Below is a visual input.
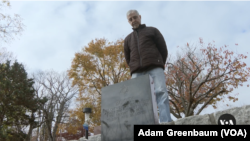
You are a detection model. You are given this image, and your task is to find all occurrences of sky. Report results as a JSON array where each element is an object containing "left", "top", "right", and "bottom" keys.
[{"left": 1, "top": 1, "right": 250, "bottom": 121}]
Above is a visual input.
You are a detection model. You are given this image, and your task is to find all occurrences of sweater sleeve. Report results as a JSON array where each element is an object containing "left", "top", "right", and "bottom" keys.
[
  {"left": 154, "top": 28, "right": 168, "bottom": 64},
  {"left": 124, "top": 37, "right": 130, "bottom": 65}
]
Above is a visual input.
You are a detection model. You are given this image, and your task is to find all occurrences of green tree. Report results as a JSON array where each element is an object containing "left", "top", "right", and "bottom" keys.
[{"left": 0, "top": 60, "right": 47, "bottom": 141}]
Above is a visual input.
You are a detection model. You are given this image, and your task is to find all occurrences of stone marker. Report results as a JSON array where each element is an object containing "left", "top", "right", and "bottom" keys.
[
  {"left": 94, "top": 125, "right": 101, "bottom": 135},
  {"left": 101, "top": 74, "right": 159, "bottom": 141}
]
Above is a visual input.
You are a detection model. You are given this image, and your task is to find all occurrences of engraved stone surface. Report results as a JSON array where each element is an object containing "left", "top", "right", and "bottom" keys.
[
  {"left": 174, "top": 114, "right": 212, "bottom": 125},
  {"left": 101, "top": 74, "right": 159, "bottom": 141}
]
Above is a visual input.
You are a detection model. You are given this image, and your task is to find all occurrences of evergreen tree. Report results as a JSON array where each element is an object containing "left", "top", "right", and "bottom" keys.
[{"left": 0, "top": 60, "right": 47, "bottom": 141}]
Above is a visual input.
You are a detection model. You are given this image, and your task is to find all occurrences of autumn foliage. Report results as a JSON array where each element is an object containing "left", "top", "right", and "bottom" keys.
[
  {"left": 66, "top": 36, "right": 250, "bottom": 132},
  {"left": 67, "top": 38, "right": 130, "bottom": 133},
  {"left": 165, "top": 38, "right": 250, "bottom": 118}
]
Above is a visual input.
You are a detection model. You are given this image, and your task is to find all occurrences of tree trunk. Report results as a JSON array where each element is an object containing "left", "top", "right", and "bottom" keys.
[{"left": 26, "top": 112, "right": 35, "bottom": 141}]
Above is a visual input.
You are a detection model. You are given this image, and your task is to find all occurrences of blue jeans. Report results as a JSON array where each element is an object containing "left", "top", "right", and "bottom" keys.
[{"left": 131, "top": 67, "right": 173, "bottom": 123}]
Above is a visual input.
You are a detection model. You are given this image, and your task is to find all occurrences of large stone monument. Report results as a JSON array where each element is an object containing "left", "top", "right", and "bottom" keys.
[{"left": 101, "top": 74, "right": 159, "bottom": 141}]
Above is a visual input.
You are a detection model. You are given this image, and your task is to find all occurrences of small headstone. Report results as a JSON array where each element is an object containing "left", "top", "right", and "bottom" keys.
[
  {"left": 101, "top": 74, "right": 159, "bottom": 141},
  {"left": 94, "top": 125, "right": 101, "bottom": 135}
]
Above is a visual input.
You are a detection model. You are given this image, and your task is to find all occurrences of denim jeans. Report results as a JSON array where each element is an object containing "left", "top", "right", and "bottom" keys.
[{"left": 131, "top": 67, "right": 173, "bottom": 123}]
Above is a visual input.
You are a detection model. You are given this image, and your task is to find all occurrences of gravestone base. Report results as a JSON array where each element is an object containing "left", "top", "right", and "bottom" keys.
[{"left": 101, "top": 74, "right": 159, "bottom": 141}]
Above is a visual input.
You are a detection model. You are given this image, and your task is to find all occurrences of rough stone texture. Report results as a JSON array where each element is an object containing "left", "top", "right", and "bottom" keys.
[
  {"left": 101, "top": 74, "right": 158, "bottom": 141},
  {"left": 78, "top": 135, "right": 101, "bottom": 141},
  {"left": 208, "top": 113, "right": 217, "bottom": 125},
  {"left": 174, "top": 114, "right": 212, "bottom": 125},
  {"left": 75, "top": 105, "right": 250, "bottom": 141},
  {"left": 159, "top": 121, "right": 175, "bottom": 125},
  {"left": 160, "top": 105, "right": 250, "bottom": 125},
  {"left": 214, "top": 106, "right": 247, "bottom": 125},
  {"left": 245, "top": 105, "right": 250, "bottom": 124},
  {"left": 78, "top": 137, "right": 87, "bottom": 141},
  {"left": 92, "top": 134, "right": 101, "bottom": 141}
]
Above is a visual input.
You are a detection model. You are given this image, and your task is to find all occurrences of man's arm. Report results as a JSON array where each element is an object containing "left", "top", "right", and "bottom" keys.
[
  {"left": 124, "top": 37, "right": 130, "bottom": 66},
  {"left": 154, "top": 28, "right": 168, "bottom": 64}
]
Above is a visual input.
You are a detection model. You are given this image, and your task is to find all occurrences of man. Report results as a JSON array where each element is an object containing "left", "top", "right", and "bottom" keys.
[{"left": 124, "top": 10, "right": 173, "bottom": 123}]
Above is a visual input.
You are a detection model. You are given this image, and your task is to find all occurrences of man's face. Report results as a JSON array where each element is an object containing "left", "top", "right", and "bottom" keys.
[{"left": 127, "top": 12, "right": 141, "bottom": 29}]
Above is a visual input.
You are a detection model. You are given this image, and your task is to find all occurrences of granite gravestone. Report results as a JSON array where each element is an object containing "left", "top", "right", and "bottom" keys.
[{"left": 101, "top": 74, "right": 159, "bottom": 141}]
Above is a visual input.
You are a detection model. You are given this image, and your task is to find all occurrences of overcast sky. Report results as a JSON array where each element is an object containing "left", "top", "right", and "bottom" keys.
[{"left": 1, "top": 1, "right": 250, "bottom": 121}]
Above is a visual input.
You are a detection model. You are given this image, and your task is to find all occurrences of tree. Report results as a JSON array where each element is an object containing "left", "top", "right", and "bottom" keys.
[
  {"left": 0, "top": 60, "right": 46, "bottom": 141},
  {"left": 32, "top": 70, "right": 79, "bottom": 141},
  {"left": 0, "top": 47, "right": 16, "bottom": 63},
  {"left": 165, "top": 38, "right": 250, "bottom": 118},
  {"left": 0, "top": 0, "right": 25, "bottom": 45},
  {"left": 67, "top": 38, "right": 130, "bottom": 132}
]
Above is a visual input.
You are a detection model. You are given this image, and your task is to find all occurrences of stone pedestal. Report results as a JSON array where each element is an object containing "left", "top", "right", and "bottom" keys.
[{"left": 101, "top": 74, "right": 159, "bottom": 141}]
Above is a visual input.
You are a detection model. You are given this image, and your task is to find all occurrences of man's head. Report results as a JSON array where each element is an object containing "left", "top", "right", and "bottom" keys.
[{"left": 127, "top": 10, "right": 141, "bottom": 29}]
